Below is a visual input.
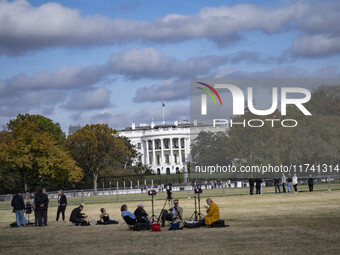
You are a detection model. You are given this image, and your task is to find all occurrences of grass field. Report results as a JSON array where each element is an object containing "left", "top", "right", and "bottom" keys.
[{"left": 0, "top": 188, "right": 339, "bottom": 255}]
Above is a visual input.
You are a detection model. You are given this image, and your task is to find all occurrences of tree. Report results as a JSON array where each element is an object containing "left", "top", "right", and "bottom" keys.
[
  {"left": 225, "top": 109, "right": 279, "bottom": 166},
  {"left": 0, "top": 120, "right": 83, "bottom": 196},
  {"left": 65, "top": 124, "right": 131, "bottom": 195},
  {"left": 121, "top": 136, "right": 140, "bottom": 168},
  {"left": 7, "top": 113, "right": 66, "bottom": 145},
  {"left": 191, "top": 131, "right": 231, "bottom": 166}
]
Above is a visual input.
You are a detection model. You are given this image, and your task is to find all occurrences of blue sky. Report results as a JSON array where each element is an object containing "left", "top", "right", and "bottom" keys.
[{"left": 1, "top": 0, "right": 340, "bottom": 133}]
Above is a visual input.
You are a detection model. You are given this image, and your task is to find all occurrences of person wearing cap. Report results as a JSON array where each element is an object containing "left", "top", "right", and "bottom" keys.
[
  {"left": 134, "top": 203, "right": 149, "bottom": 223},
  {"left": 69, "top": 205, "right": 88, "bottom": 226}
]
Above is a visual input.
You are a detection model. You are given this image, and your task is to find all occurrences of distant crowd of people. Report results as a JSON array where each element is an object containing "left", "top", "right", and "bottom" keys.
[
  {"left": 248, "top": 174, "right": 314, "bottom": 195},
  {"left": 192, "top": 179, "right": 232, "bottom": 189}
]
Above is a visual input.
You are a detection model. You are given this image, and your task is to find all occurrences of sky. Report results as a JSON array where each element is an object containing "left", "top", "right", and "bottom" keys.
[{"left": 1, "top": 0, "right": 340, "bottom": 134}]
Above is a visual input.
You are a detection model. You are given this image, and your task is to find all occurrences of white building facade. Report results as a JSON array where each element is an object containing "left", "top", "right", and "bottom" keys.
[{"left": 119, "top": 120, "right": 228, "bottom": 175}]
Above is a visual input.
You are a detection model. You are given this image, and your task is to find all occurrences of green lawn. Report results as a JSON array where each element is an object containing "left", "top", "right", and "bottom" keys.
[{"left": 0, "top": 187, "right": 339, "bottom": 255}]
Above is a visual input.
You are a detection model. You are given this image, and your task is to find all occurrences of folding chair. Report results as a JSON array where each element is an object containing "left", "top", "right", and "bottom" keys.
[{"left": 123, "top": 216, "right": 136, "bottom": 231}]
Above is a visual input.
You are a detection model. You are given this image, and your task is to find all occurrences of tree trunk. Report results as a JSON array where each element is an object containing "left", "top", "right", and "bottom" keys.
[
  {"left": 93, "top": 173, "right": 98, "bottom": 195},
  {"left": 24, "top": 175, "right": 29, "bottom": 201}
]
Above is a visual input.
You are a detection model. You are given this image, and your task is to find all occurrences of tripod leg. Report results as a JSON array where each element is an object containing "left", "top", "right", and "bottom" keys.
[{"left": 157, "top": 198, "right": 169, "bottom": 223}]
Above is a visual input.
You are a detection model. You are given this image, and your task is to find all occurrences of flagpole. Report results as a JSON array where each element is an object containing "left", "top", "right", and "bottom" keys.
[{"left": 162, "top": 100, "right": 165, "bottom": 125}]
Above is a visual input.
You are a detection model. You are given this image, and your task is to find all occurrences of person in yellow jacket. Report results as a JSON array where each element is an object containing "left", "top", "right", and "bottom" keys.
[{"left": 204, "top": 198, "right": 220, "bottom": 226}]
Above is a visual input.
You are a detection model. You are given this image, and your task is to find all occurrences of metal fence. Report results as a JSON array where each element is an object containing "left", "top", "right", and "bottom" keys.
[{"left": 1, "top": 176, "right": 339, "bottom": 205}]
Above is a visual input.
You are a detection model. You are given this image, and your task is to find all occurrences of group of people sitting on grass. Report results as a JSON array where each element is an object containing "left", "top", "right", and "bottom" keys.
[
  {"left": 120, "top": 198, "right": 184, "bottom": 228},
  {"left": 69, "top": 205, "right": 119, "bottom": 226},
  {"left": 119, "top": 197, "right": 220, "bottom": 228},
  {"left": 68, "top": 197, "right": 220, "bottom": 229}
]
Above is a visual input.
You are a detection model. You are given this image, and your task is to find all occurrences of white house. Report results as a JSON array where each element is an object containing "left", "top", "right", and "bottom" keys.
[{"left": 119, "top": 120, "right": 228, "bottom": 174}]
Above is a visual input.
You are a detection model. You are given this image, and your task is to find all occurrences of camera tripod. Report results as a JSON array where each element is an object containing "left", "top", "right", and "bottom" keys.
[
  {"left": 150, "top": 192, "right": 158, "bottom": 222},
  {"left": 157, "top": 190, "right": 183, "bottom": 225},
  {"left": 189, "top": 193, "right": 204, "bottom": 221}
]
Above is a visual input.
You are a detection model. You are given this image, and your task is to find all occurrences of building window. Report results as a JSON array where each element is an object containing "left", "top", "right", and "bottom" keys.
[
  {"left": 176, "top": 167, "right": 180, "bottom": 174},
  {"left": 165, "top": 154, "right": 169, "bottom": 164},
  {"left": 157, "top": 169, "right": 161, "bottom": 175},
  {"left": 174, "top": 154, "right": 177, "bottom": 164},
  {"left": 137, "top": 142, "right": 141, "bottom": 149},
  {"left": 157, "top": 155, "right": 160, "bottom": 165},
  {"left": 164, "top": 139, "right": 169, "bottom": 149},
  {"left": 166, "top": 168, "right": 170, "bottom": 175}
]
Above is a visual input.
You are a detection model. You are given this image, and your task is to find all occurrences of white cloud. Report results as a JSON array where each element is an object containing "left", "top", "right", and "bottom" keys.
[
  {"left": 63, "top": 88, "right": 112, "bottom": 111},
  {"left": 2, "top": 0, "right": 340, "bottom": 58},
  {"left": 291, "top": 34, "right": 340, "bottom": 58},
  {"left": 6, "top": 65, "right": 107, "bottom": 90},
  {"left": 108, "top": 48, "right": 228, "bottom": 79},
  {"left": 132, "top": 78, "right": 189, "bottom": 102}
]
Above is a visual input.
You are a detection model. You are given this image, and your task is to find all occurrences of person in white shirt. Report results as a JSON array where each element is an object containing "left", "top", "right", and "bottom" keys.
[{"left": 292, "top": 174, "right": 298, "bottom": 192}]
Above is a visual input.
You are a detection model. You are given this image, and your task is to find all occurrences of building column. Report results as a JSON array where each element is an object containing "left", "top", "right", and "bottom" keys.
[
  {"left": 160, "top": 138, "right": 165, "bottom": 167},
  {"left": 178, "top": 137, "right": 182, "bottom": 165},
  {"left": 145, "top": 139, "right": 150, "bottom": 165},
  {"left": 140, "top": 140, "right": 145, "bottom": 165},
  {"left": 152, "top": 139, "right": 156, "bottom": 166},
  {"left": 170, "top": 138, "right": 174, "bottom": 165},
  {"left": 183, "top": 138, "right": 188, "bottom": 163}
]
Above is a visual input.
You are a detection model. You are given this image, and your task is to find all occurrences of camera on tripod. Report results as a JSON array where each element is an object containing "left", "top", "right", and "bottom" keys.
[
  {"left": 194, "top": 187, "right": 202, "bottom": 194},
  {"left": 165, "top": 183, "right": 172, "bottom": 199},
  {"left": 148, "top": 190, "right": 157, "bottom": 196}
]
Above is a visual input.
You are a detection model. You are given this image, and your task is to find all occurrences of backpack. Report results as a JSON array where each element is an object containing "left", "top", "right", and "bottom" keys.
[
  {"left": 151, "top": 221, "right": 161, "bottom": 232},
  {"left": 211, "top": 219, "right": 227, "bottom": 228},
  {"left": 134, "top": 222, "right": 151, "bottom": 231},
  {"left": 169, "top": 221, "right": 182, "bottom": 231}
]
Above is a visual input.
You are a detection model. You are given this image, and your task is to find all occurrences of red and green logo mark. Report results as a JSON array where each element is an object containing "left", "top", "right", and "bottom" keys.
[{"left": 196, "top": 82, "right": 222, "bottom": 106}]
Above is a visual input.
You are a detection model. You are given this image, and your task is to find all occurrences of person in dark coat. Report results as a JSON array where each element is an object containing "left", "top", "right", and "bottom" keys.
[
  {"left": 308, "top": 174, "right": 314, "bottom": 192},
  {"left": 56, "top": 190, "right": 67, "bottom": 222},
  {"left": 255, "top": 178, "right": 263, "bottom": 194},
  {"left": 134, "top": 203, "right": 150, "bottom": 224},
  {"left": 11, "top": 191, "right": 26, "bottom": 227},
  {"left": 34, "top": 188, "right": 49, "bottom": 226},
  {"left": 273, "top": 178, "right": 281, "bottom": 193},
  {"left": 249, "top": 177, "right": 255, "bottom": 195},
  {"left": 69, "top": 205, "right": 87, "bottom": 225}
]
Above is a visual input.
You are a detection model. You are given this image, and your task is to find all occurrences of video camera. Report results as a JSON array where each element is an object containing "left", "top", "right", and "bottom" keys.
[
  {"left": 25, "top": 201, "right": 32, "bottom": 214},
  {"left": 148, "top": 190, "right": 157, "bottom": 196},
  {"left": 194, "top": 187, "right": 202, "bottom": 194},
  {"left": 165, "top": 183, "right": 172, "bottom": 200},
  {"left": 165, "top": 183, "right": 172, "bottom": 192}
]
